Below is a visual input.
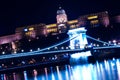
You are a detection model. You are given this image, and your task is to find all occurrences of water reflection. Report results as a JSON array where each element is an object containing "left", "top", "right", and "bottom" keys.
[
  {"left": 33, "top": 69, "right": 38, "bottom": 80},
  {"left": 44, "top": 68, "right": 48, "bottom": 80},
  {"left": 50, "top": 67, "right": 55, "bottom": 80},
  {"left": 1, "top": 58, "right": 120, "bottom": 80},
  {"left": 23, "top": 71, "right": 28, "bottom": 80}
]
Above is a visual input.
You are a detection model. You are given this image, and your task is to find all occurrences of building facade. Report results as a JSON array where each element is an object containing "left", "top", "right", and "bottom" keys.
[{"left": 0, "top": 8, "right": 119, "bottom": 54}]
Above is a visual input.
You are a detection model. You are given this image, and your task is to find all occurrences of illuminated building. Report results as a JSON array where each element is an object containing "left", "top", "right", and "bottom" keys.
[
  {"left": 0, "top": 7, "right": 119, "bottom": 54},
  {"left": 15, "top": 23, "right": 47, "bottom": 38},
  {"left": 78, "top": 11, "right": 110, "bottom": 28},
  {"left": 56, "top": 7, "right": 68, "bottom": 33}
]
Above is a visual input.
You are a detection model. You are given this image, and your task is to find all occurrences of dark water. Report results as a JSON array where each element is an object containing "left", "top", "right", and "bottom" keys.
[{"left": 1, "top": 58, "right": 120, "bottom": 80}]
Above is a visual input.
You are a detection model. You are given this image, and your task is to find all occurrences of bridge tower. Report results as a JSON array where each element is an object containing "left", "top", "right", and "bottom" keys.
[
  {"left": 67, "top": 27, "right": 88, "bottom": 49},
  {"left": 67, "top": 27, "right": 91, "bottom": 63}
]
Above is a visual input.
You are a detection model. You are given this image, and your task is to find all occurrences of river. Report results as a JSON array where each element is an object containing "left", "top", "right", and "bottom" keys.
[{"left": 1, "top": 58, "right": 120, "bottom": 80}]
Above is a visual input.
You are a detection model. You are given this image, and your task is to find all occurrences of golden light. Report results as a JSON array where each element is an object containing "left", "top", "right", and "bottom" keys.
[
  {"left": 46, "top": 24, "right": 57, "bottom": 28},
  {"left": 29, "top": 27, "right": 34, "bottom": 31},
  {"left": 68, "top": 20, "right": 78, "bottom": 24},
  {"left": 47, "top": 28, "right": 57, "bottom": 33},
  {"left": 90, "top": 20, "right": 99, "bottom": 24},
  {"left": 88, "top": 16, "right": 98, "bottom": 20}
]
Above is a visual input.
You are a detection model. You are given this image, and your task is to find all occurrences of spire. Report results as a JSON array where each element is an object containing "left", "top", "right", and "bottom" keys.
[
  {"left": 56, "top": 6, "right": 68, "bottom": 24},
  {"left": 57, "top": 6, "right": 66, "bottom": 15}
]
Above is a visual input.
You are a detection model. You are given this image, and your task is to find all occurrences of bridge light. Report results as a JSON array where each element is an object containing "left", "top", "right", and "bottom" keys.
[
  {"left": 97, "top": 38, "right": 100, "bottom": 40},
  {"left": 30, "top": 49, "right": 33, "bottom": 52},
  {"left": 61, "top": 47, "right": 64, "bottom": 49},
  {"left": 66, "top": 47, "right": 69, "bottom": 49},
  {"left": 108, "top": 41, "right": 111, "bottom": 44},
  {"left": 54, "top": 47, "right": 58, "bottom": 49},
  {"left": 14, "top": 51, "right": 17, "bottom": 54},
  {"left": 2, "top": 51, "right": 5, "bottom": 54},
  {"left": 93, "top": 44, "right": 96, "bottom": 47},
  {"left": 113, "top": 40, "right": 117, "bottom": 45},
  {"left": 47, "top": 48, "right": 50, "bottom": 50},
  {"left": 37, "top": 48, "right": 40, "bottom": 51},
  {"left": 118, "top": 43, "right": 120, "bottom": 45},
  {"left": 21, "top": 49, "right": 24, "bottom": 52},
  {"left": 113, "top": 40, "right": 116, "bottom": 43},
  {"left": 103, "top": 43, "right": 106, "bottom": 46},
  {"left": 97, "top": 44, "right": 99, "bottom": 47}
]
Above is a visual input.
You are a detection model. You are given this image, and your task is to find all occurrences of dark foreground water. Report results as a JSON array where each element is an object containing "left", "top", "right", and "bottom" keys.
[{"left": 1, "top": 58, "right": 120, "bottom": 80}]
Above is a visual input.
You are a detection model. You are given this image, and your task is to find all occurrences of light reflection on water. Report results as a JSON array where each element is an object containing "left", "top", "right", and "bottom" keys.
[{"left": 1, "top": 58, "right": 120, "bottom": 80}]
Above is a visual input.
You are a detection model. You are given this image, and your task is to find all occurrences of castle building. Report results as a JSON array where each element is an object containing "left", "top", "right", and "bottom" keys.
[{"left": 0, "top": 7, "right": 119, "bottom": 54}]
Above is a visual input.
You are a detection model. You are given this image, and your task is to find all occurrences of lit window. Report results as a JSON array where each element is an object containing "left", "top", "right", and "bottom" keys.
[
  {"left": 88, "top": 16, "right": 98, "bottom": 20},
  {"left": 70, "top": 25, "right": 76, "bottom": 29},
  {"left": 46, "top": 24, "right": 57, "bottom": 28},
  {"left": 29, "top": 27, "right": 34, "bottom": 31},
  {"left": 68, "top": 20, "right": 78, "bottom": 24},
  {"left": 90, "top": 20, "right": 99, "bottom": 24},
  {"left": 47, "top": 28, "right": 57, "bottom": 33}
]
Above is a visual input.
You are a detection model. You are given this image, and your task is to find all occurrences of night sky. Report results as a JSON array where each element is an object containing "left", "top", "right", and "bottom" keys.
[{"left": 0, "top": 0, "right": 119, "bottom": 36}]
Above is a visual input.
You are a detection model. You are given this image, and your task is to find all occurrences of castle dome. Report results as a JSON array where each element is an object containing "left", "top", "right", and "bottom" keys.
[{"left": 57, "top": 7, "right": 66, "bottom": 15}]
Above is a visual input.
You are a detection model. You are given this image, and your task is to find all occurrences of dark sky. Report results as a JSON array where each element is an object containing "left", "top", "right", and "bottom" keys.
[{"left": 0, "top": 0, "right": 119, "bottom": 36}]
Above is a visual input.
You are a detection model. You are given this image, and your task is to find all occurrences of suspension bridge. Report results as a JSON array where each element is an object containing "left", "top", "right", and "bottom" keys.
[
  {"left": 0, "top": 27, "right": 120, "bottom": 72},
  {"left": 0, "top": 29, "right": 119, "bottom": 60}
]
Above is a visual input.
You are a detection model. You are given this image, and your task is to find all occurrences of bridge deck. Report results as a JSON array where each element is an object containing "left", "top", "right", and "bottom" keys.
[
  {"left": 0, "top": 45, "right": 120, "bottom": 60},
  {"left": 0, "top": 48, "right": 91, "bottom": 60}
]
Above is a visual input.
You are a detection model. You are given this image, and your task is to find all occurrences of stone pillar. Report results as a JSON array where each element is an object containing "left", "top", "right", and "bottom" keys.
[{"left": 67, "top": 27, "right": 88, "bottom": 49}]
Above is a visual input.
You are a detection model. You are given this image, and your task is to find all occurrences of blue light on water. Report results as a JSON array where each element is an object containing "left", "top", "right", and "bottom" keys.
[
  {"left": 71, "top": 51, "right": 91, "bottom": 59},
  {"left": 2, "top": 58, "right": 120, "bottom": 80},
  {"left": 23, "top": 71, "right": 28, "bottom": 80}
]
